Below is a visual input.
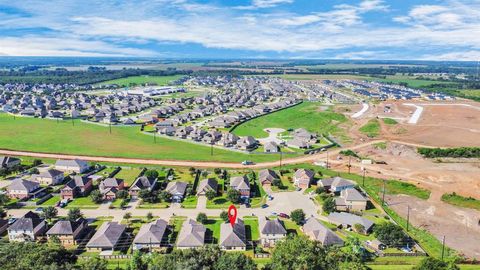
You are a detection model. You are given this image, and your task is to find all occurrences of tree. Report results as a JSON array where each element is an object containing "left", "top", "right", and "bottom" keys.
[
  {"left": 43, "top": 206, "right": 58, "bottom": 222},
  {"left": 315, "top": 186, "right": 325, "bottom": 194},
  {"left": 322, "top": 196, "right": 336, "bottom": 214},
  {"left": 272, "top": 178, "right": 282, "bottom": 188},
  {"left": 220, "top": 211, "right": 229, "bottom": 223},
  {"left": 78, "top": 256, "right": 108, "bottom": 270},
  {"left": 413, "top": 257, "right": 459, "bottom": 270},
  {"left": 186, "top": 187, "right": 193, "bottom": 196},
  {"left": 144, "top": 169, "right": 159, "bottom": 180},
  {"left": 130, "top": 250, "right": 148, "bottom": 270},
  {"left": 267, "top": 235, "right": 325, "bottom": 270},
  {"left": 0, "top": 207, "right": 7, "bottom": 219},
  {"left": 374, "top": 222, "right": 408, "bottom": 247},
  {"left": 227, "top": 189, "right": 241, "bottom": 204},
  {"left": 215, "top": 252, "right": 256, "bottom": 270},
  {"left": 123, "top": 212, "right": 132, "bottom": 225},
  {"left": 205, "top": 189, "right": 217, "bottom": 200},
  {"left": 90, "top": 190, "right": 103, "bottom": 204},
  {"left": 116, "top": 190, "right": 129, "bottom": 199},
  {"left": 214, "top": 168, "right": 222, "bottom": 175},
  {"left": 32, "top": 159, "right": 43, "bottom": 166},
  {"left": 67, "top": 208, "right": 83, "bottom": 221},
  {"left": 353, "top": 223, "right": 366, "bottom": 235},
  {"left": 158, "top": 190, "right": 172, "bottom": 202},
  {"left": 0, "top": 193, "right": 9, "bottom": 206},
  {"left": 139, "top": 189, "right": 157, "bottom": 203},
  {"left": 290, "top": 209, "right": 305, "bottom": 225},
  {"left": 196, "top": 212, "right": 208, "bottom": 224},
  {"left": 146, "top": 212, "right": 154, "bottom": 221}
]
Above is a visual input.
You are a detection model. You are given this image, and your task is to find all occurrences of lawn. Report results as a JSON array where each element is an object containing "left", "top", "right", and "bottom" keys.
[
  {"left": 232, "top": 102, "right": 349, "bottom": 140},
  {"left": 359, "top": 119, "right": 381, "bottom": 137},
  {"left": 243, "top": 216, "right": 260, "bottom": 241},
  {"left": 115, "top": 167, "right": 143, "bottom": 186},
  {"left": 204, "top": 218, "right": 224, "bottom": 244},
  {"left": 96, "top": 75, "right": 184, "bottom": 87},
  {"left": 137, "top": 201, "right": 170, "bottom": 209},
  {"left": 382, "top": 118, "right": 398, "bottom": 125},
  {"left": 181, "top": 195, "right": 198, "bottom": 208},
  {"left": 66, "top": 196, "right": 100, "bottom": 209},
  {"left": 0, "top": 113, "right": 278, "bottom": 163},
  {"left": 40, "top": 195, "right": 60, "bottom": 206},
  {"left": 365, "top": 74, "right": 454, "bottom": 88},
  {"left": 169, "top": 216, "right": 187, "bottom": 245},
  {"left": 206, "top": 196, "right": 233, "bottom": 209},
  {"left": 441, "top": 193, "right": 480, "bottom": 211}
]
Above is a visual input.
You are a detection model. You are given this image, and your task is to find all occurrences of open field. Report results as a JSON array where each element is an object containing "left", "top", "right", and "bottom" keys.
[
  {"left": 441, "top": 193, "right": 480, "bottom": 211},
  {"left": 96, "top": 75, "right": 184, "bottom": 86},
  {"left": 0, "top": 113, "right": 279, "bottom": 163},
  {"left": 364, "top": 74, "right": 455, "bottom": 88},
  {"left": 267, "top": 74, "right": 371, "bottom": 81},
  {"left": 232, "top": 102, "right": 349, "bottom": 139}
]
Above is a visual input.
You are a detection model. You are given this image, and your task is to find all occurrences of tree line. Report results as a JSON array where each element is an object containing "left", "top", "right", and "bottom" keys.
[{"left": 418, "top": 147, "right": 480, "bottom": 158}]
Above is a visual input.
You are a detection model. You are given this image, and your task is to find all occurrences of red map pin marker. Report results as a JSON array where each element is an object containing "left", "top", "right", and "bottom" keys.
[{"left": 228, "top": 205, "right": 237, "bottom": 227}]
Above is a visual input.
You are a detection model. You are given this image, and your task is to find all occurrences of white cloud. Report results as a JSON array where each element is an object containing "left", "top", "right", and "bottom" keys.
[
  {"left": 235, "top": 0, "right": 293, "bottom": 10},
  {"left": 420, "top": 50, "right": 480, "bottom": 61}
]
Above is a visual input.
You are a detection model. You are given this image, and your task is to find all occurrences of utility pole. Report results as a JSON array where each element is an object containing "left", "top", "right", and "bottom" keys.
[
  {"left": 210, "top": 143, "right": 213, "bottom": 156},
  {"left": 441, "top": 235, "right": 446, "bottom": 261},
  {"left": 71, "top": 117, "right": 74, "bottom": 126},
  {"left": 406, "top": 205, "right": 410, "bottom": 232},
  {"left": 348, "top": 156, "right": 351, "bottom": 174},
  {"left": 279, "top": 151, "right": 283, "bottom": 168},
  {"left": 326, "top": 150, "right": 329, "bottom": 168},
  {"left": 382, "top": 179, "right": 386, "bottom": 205},
  {"left": 109, "top": 123, "right": 112, "bottom": 134},
  {"left": 362, "top": 168, "right": 366, "bottom": 186},
  {"left": 153, "top": 132, "right": 156, "bottom": 144}
]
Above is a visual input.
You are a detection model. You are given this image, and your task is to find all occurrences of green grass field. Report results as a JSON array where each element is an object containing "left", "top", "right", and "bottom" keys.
[
  {"left": 115, "top": 167, "right": 143, "bottom": 186},
  {"left": 382, "top": 118, "right": 398, "bottom": 125},
  {"left": 365, "top": 75, "right": 454, "bottom": 88},
  {"left": 66, "top": 197, "right": 99, "bottom": 209},
  {"left": 232, "top": 102, "right": 349, "bottom": 139},
  {"left": 0, "top": 113, "right": 278, "bottom": 163},
  {"left": 96, "top": 75, "right": 184, "bottom": 87},
  {"left": 267, "top": 74, "right": 371, "bottom": 81},
  {"left": 359, "top": 119, "right": 381, "bottom": 137},
  {"left": 441, "top": 193, "right": 480, "bottom": 211}
]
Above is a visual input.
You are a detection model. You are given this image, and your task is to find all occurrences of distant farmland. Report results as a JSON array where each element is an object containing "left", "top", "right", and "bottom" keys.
[{"left": 96, "top": 75, "right": 184, "bottom": 87}]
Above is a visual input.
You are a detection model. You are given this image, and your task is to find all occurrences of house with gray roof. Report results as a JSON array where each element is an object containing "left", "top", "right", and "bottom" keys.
[
  {"left": 133, "top": 219, "right": 169, "bottom": 251},
  {"left": 34, "top": 169, "right": 64, "bottom": 186},
  {"left": 61, "top": 175, "right": 93, "bottom": 200},
  {"left": 335, "top": 188, "right": 368, "bottom": 212},
  {"left": 166, "top": 181, "right": 188, "bottom": 202},
  {"left": 259, "top": 169, "right": 279, "bottom": 187},
  {"left": 8, "top": 211, "right": 47, "bottom": 242},
  {"left": 230, "top": 175, "right": 250, "bottom": 199},
  {"left": 220, "top": 218, "right": 247, "bottom": 251},
  {"left": 7, "top": 179, "right": 41, "bottom": 199},
  {"left": 129, "top": 176, "right": 157, "bottom": 199},
  {"left": 176, "top": 219, "right": 206, "bottom": 249},
  {"left": 264, "top": 141, "right": 280, "bottom": 153},
  {"left": 236, "top": 136, "right": 258, "bottom": 151},
  {"left": 55, "top": 159, "right": 89, "bottom": 173},
  {"left": 259, "top": 217, "right": 287, "bottom": 247},
  {"left": 302, "top": 218, "right": 343, "bottom": 246},
  {"left": 0, "top": 156, "right": 21, "bottom": 168},
  {"left": 99, "top": 178, "right": 125, "bottom": 201},
  {"left": 327, "top": 212, "right": 374, "bottom": 233},
  {"left": 196, "top": 178, "right": 218, "bottom": 196},
  {"left": 319, "top": 177, "right": 355, "bottom": 193},
  {"left": 86, "top": 222, "right": 126, "bottom": 252},
  {"left": 46, "top": 218, "right": 88, "bottom": 247},
  {"left": 293, "top": 169, "right": 315, "bottom": 189}
]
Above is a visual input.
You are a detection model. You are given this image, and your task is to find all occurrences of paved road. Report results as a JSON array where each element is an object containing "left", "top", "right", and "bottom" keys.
[
  {"left": 0, "top": 140, "right": 437, "bottom": 169},
  {"left": 7, "top": 190, "right": 318, "bottom": 220}
]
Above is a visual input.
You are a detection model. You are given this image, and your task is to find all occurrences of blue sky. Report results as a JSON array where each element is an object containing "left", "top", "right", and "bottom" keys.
[{"left": 0, "top": 0, "right": 479, "bottom": 60}]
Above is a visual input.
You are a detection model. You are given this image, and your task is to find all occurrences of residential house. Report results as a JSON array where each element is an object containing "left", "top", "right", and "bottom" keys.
[
  {"left": 335, "top": 188, "right": 368, "bottom": 212},
  {"left": 99, "top": 178, "right": 125, "bottom": 201},
  {"left": 0, "top": 156, "right": 21, "bottom": 168},
  {"left": 86, "top": 222, "right": 126, "bottom": 252},
  {"left": 46, "top": 218, "right": 88, "bottom": 247},
  {"left": 230, "top": 176, "right": 250, "bottom": 199},
  {"left": 264, "top": 141, "right": 280, "bottom": 153},
  {"left": 293, "top": 169, "right": 315, "bottom": 189},
  {"left": 302, "top": 218, "right": 343, "bottom": 246},
  {"left": 133, "top": 219, "right": 169, "bottom": 251},
  {"left": 7, "top": 179, "right": 41, "bottom": 199},
  {"left": 129, "top": 176, "right": 157, "bottom": 199},
  {"left": 176, "top": 219, "right": 206, "bottom": 249},
  {"left": 236, "top": 136, "right": 258, "bottom": 150},
  {"left": 259, "top": 169, "right": 279, "bottom": 187},
  {"left": 55, "top": 159, "right": 89, "bottom": 173},
  {"left": 220, "top": 218, "right": 247, "bottom": 251},
  {"left": 319, "top": 177, "right": 355, "bottom": 193},
  {"left": 165, "top": 181, "right": 188, "bottom": 202},
  {"left": 61, "top": 175, "right": 93, "bottom": 200},
  {"left": 259, "top": 217, "right": 287, "bottom": 247},
  {"left": 8, "top": 211, "right": 47, "bottom": 242},
  {"left": 34, "top": 169, "right": 64, "bottom": 186},
  {"left": 196, "top": 178, "right": 218, "bottom": 196},
  {"left": 287, "top": 138, "right": 311, "bottom": 149},
  {"left": 327, "top": 212, "right": 374, "bottom": 233}
]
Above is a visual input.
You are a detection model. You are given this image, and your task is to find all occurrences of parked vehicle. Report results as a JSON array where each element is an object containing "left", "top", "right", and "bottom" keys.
[
  {"left": 241, "top": 160, "right": 254, "bottom": 165},
  {"left": 261, "top": 204, "right": 268, "bottom": 209},
  {"left": 279, "top": 213, "right": 289, "bottom": 218}
]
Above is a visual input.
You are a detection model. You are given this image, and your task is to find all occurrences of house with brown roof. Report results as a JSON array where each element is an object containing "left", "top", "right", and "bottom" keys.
[
  {"left": 46, "top": 218, "right": 88, "bottom": 247},
  {"left": 293, "top": 169, "right": 315, "bottom": 189},
  {"left": 61, "top": 176, "right": 93, "bottom": 200}
]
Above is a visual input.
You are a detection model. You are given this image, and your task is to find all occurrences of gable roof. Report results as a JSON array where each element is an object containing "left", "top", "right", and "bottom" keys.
[
  {"left": 327, "top": 212, "right": 374, "bottom": 231},
  {"left": 259, "top": 169, "right": 279, "bottom": 183},
  {"left": 177, "top": 219, "right": 206, "bottom": 248},
  {"left": 196, "top": 178, "right": 218, "bottom": 194},
  {"left": 165, "top": 181, "right": 188, "bottom": 195},
  {"left": 55, "top": 159, "right": 88, "bottom": 168},
  {"left": 302, "top": 218, "right": 343, "bottom": 246},
  {"left": 294, "top": 169, "right": 315, "bottom": 180},
  {"left": 38, "top": 169, "right": 63, "bottom": 178},
  {"left": 130, "top": 176, "right": 156, "bottom": 191},
  {"left": 230, "top": 176, "right": 250, "bottom": 190},
  {"left": 86, "top": 222, "right": 126, "bottom": 248},
  {"left": 259, "top": 217, "right": 287, "bottom": 235},
  {"left": 9, "top": 211, "right": 45, "bottom": 232},
  {"left": 340, "top": 188, "right": 367, "bottom": 202},
  {"left": 220, "top": 218, "right": 247, "bottom": 247},
  {"left": 133, "top": 219, "right": 169, "bottom": 245},
  {"left": 47, "top": 218, "right": 86, "bottom": 235},
  {"left": 64, "top": 175, "right": 90, "bottom": 189},
  {"left": 7, "top": 179, "right": 39, "bottom": 192}
]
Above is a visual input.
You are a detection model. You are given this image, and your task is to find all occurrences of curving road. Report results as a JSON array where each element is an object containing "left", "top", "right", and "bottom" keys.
[{"left": 0, "top": 140, "right": 436, "bottom": 169}]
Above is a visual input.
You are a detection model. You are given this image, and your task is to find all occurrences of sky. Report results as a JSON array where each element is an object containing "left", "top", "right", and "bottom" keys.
[{"left": 0, "top": 0, "right": 480, "bottom": 60}]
